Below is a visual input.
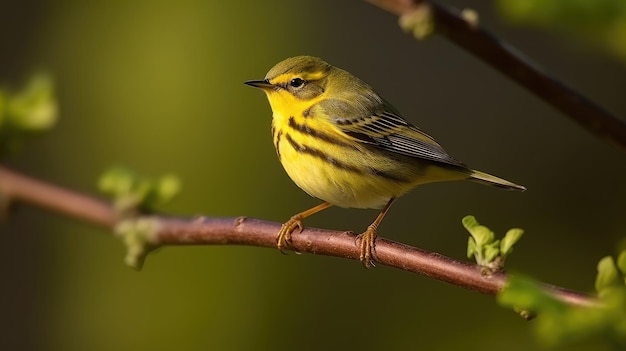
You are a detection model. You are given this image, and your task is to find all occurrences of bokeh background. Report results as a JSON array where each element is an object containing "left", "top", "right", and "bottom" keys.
[{"left": 2, "top": 1, "right": 625, "bottom": 350}]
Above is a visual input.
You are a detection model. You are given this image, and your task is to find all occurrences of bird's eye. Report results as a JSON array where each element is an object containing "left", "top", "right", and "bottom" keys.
[{"left": 289, "top": 78, "right": 305, "bottom": 88}]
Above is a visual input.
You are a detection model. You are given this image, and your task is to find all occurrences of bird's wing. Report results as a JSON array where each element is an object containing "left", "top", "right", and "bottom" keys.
[{"left": 333, "top": 107, "right": 467, "bottom": 168}]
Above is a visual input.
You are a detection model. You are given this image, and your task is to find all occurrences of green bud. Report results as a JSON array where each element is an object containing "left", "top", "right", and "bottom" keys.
[
  {"left": 501, "top": 228, "right": 524, "bottom": 257},
  {"left": 596, "top": 256, "right": 620, "bottom": 293}
]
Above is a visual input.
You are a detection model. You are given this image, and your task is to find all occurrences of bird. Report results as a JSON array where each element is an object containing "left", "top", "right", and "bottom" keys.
[{"left": 245, "top": 55, "right": 525, "bottom": 267}]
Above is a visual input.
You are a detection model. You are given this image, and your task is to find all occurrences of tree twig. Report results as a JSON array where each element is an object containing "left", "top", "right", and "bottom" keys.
[
  {"left": 366, "top": 0, "right": 626, "bottom": 152},
  {"left": 0, "top": 166, "right": 594, "bottom": 308},
  {"left": 0, "top": 166, "right": 116, "bottom": 227}
]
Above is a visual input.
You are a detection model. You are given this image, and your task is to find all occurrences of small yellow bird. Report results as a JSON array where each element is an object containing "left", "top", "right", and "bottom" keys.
[{"left": 246, "top": 56, "right": 524, "bottom": 267}]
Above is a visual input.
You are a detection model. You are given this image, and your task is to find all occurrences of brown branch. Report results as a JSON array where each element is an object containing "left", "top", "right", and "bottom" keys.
[
  {"left": 0, "top": 166, "right": 116, "bottom": 227},
  {"left": 366, "top": 0, "right": 626, "bottom": 152},
  {"left": 0, "top": 165, "right": 594, "bottom": 308}
]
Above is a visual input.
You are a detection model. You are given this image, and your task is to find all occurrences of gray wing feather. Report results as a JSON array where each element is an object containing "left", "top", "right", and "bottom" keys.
[{"left": 324, "top": 96, "right": 466, "bottom": 167}]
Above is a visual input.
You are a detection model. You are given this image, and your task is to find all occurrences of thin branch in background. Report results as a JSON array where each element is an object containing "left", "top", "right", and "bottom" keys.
[
  {"left": 0, "top": 166, "right": 595, "bottom": 308},
  {"left": 366, "top": 0, "right": 626, "bottom": 152}
]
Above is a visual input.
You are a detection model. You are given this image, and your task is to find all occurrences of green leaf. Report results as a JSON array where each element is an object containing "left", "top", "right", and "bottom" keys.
[
  {"left": 98, "top": 167, "right": 135, "bottom": 196},
  {"left": 498, "top": 275, "right": 564, "bottom": 312},
  {"left": 484, "top": 240, "right": 501, "bottom": 263},
  {"left": 0, "top": 75, "right": 57, "bottom": 156},
  {"left": 99, "top": 167, "right": 180, "bottom": 216},
  {"left": 115, "top": 218, "right": 160, "bottom": 270},
  {"left": 463, "top": 216, "right": 495, "bottom": 247},
  {"left": 500, "top": 256, "right": 626, "bottom": 348},
  {"left": 596, "top": 256, "right": 620, "bottom": 293},
  {"left": 474, "top": 226, "right": 495, "bottom": 246},
  {"left": 155, "top": 174, "right": 181, "bottom": 203},
  {"left": 463, "top": 216, "right": 504, "bottom": 266},
  {"left": 6, "top": 74, "right": 57, "bottom": 131},
  {"left": 462, "top": 216, "right": 524, "bottom": 268},
  {"left": 462, "top": 215, "right": 479, "bottom": 230},
  {"left": 501, "top": 228, "right": 524, "bottom": 257},
  {"left": 467, "top": 236, "right": 477, "bottom": 259}
]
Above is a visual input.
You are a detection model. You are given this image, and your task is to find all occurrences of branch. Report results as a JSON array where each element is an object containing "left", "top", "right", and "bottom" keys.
[
  {"left": 0, "top": 166, "right": 594, "bottom": 308},
  {"left": 0, "top": 166, "right": 116, "bottom": 227},
  {"left": 366, "top": 0, "right": 626, "bottom": 152}
]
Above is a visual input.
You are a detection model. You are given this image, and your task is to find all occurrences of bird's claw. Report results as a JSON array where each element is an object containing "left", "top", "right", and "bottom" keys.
[
  {"left": 276, "top": 217, "right": 303, "bottom": 254},
  {"left": 355, "top": 226, "right": 378, "bottom": 268}
]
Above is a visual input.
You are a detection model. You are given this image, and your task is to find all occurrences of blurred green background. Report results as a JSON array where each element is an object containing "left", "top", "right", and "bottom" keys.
[{"left": 2, "top": 1, "right": 626, "bottom": 350}]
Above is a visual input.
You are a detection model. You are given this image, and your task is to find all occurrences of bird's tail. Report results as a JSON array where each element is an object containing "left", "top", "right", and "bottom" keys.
[{"left": 468, "top": 169, "right": 526, "bottom": 191}]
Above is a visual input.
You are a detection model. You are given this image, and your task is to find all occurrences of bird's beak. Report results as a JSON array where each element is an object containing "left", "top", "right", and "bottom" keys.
[{"left": 244, "top": 79, "right": 274, "bottom": 89}]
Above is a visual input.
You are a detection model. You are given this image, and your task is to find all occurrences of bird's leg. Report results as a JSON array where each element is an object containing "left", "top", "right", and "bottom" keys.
[
  {"left": 356, "top": 198, "right": 395, "bottom": 268},
  {"left": 277, "top": 202, "right": 333, "bottom": 253}
]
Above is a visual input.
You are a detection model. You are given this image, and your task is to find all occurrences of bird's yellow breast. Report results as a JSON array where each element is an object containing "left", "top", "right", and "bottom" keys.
[{"left": 271, "top": 109, "right": 415, "bottom": 209}]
